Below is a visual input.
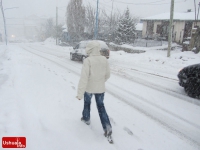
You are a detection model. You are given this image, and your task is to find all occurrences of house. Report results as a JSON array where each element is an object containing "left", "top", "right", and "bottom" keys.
[
  {"left": 135, "top": 23, "right": 143, "bottom": 38},
  {"left": 141, "top": 10, "right": 200, "bottom": 43}
]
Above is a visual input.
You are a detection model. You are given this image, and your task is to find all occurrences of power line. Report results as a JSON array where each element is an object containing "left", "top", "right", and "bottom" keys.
[
  {"left": 98, "top": 0, "right": 124, "bottom": 14},
  {"left": 2, "top": 18, "right": 43, "bottom": 20},
  {"left": 85, "top": 0, "right": 112, "bottom": 13},
  {"left": 90, "top": 0, "right": 112, "bottom": 9},
  {"left": 90, "top": 0, "right": 115, "bottom": 13},
  {"left": 114, "top": 0, "right": 186, "bottom": 5},
  {"left": 114, "top": 0, "right": 166, "bottom": 5},
  {"left": 103, "top": 0, "right": 112, "bottom": 3},
  {"left": 0, "top": 24, "right": 23, "bottom": 25}
]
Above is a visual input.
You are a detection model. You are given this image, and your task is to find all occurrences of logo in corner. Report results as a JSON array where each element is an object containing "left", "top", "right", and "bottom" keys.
[{"left": 2, "top": 137, "right": 26, "bottom": 148}]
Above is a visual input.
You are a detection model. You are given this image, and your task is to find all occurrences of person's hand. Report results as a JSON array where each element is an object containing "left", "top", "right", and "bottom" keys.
[{"left": 76, "top": 96, "right": 81, "bottom": 100}]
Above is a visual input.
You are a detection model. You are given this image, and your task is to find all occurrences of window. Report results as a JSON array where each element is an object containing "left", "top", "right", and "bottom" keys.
[
  {"left": 74, "top": 44, "right": 79, "bottom": 49},
  {"left": 79, "top": 42, "right": 87, "bottom": 48},
  {"left": 156, "top": 25, "right": 162, "bottom": 34},
  {"left": 146, "top": 21, "right": 154, "bottom": 35}
]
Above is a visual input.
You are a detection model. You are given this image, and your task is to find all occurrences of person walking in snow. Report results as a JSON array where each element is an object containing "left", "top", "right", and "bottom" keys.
[{"left": 76, "top": 40, "right": 112, "bottom": 138}]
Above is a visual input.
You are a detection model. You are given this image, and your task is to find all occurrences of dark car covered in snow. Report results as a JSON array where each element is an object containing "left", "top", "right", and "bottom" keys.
[
  {"left": 177, "top": 63, "right": 200, "bottom": 98},
  {"left": 70, "top": 40, "right": 110, "bottom": 62}
]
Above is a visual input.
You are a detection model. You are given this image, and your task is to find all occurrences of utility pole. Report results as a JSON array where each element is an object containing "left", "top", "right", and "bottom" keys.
[
  {"left": 94, "top": 0, "right": 99, "bottom": 40},
  {"left": 56, "top": 6, "right": 58, "bottom": 45},
  {"left": 167, "top": 0, "right": 174, "bottom": 57},
  {"left": 194, "top": 0, "right": 197, "bottom": 26},
  {"left": 0, "top": 0, "right": 7, "bottom": 45},
  {"left": 197, "top": 2, "right": 200, "bottom": 22},
  {"left": 109, "top": 0, "right": 114, "bottom": 42},
  {"left": 0, "top": 0, "right": 18, "bottom": 46}
]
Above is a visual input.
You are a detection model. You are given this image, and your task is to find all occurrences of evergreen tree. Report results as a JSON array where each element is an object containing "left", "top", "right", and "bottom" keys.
[{"left": 115, "top": 8, "right": 136, "bottom": 44}]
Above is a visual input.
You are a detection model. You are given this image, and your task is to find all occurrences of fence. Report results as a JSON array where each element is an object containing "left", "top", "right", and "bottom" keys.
[{"left": 131, "top": 39, "right": 167, "bottom": 47}]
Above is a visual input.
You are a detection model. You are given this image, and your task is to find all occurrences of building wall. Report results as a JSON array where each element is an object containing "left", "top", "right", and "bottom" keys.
[
  {"left": 142, "top": 21, "right": 147, "bottom": 38},
  {"left": 142, "top": 20, "right": 199, "bottom": 43},
  {"left": 174, "top": 21, "right": 200, "bottom": 43},
  {"left": 192, "top": 22, "right": 200, "bottom": 28},
  {"left": 173, "top": 21, "right": 185, "bottom": 43},
  {"left": 24, "top": 26, "right": 38, "bottom": 40}
]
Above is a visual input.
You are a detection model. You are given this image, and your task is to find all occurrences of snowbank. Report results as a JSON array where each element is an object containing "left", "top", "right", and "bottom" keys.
[{"left": 43, "top": 37, "right": 56, "bottom": 45}]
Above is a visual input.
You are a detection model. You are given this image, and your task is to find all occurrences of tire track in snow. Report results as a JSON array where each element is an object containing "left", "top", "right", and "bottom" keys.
[
  {"left": 106, "top": 87, "right": 200, "bottom": 149},
  {"left": 25, "top": 44, "right": 200, "bottom": 106},
  {"left": 22, "top": 45, "right": 200, "bottom": 109},
  {"left": 21, "top": 45, "right": 200, "bottom": 149},
  {"left": 108, "top": 82, "right": 200, "bottom": 130},
  {"left": 111, "top": 68, "right": 200, "bottom": 106},
  {"left": 110, "top": 64, "right": 178, "bottom": 81}
]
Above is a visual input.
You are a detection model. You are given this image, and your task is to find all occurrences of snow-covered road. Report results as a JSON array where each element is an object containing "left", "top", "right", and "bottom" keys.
[{"left": 0, "top": 43, "right": 200, "bottom": 150}]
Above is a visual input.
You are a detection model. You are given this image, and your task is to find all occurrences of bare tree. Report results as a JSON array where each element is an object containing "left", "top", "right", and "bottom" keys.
[
  {"left": 100, "top": 8, "right": 122, "bottom": 42},
  {"left": 84, "top": 3, "right": 122, "bottom": 41},
  {"left": 52, "top": 24, "right": 63, "bottom": 40},
  {"left": 45, "top": 18, "right": 54, "bottom": 38},
  {"left": 66, "top": 0, "right": 85, "bottom": 41},
  {"left": 36, "top": 18, "right": 54, "bottom": 41},
  {"left": 37, "top": 18, "right": 62, "bottom": 41},
  {"left": 84, "top": 3, "right": 96, "bottom": 39},
  {"left": 66, "top": 1, "right": 138, "bottom": 43}
]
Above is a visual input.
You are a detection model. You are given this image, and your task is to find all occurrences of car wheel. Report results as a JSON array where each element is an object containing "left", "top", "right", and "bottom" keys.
[
  {"left": 184, "top": 78, "right": 199, "bottom": 98},
  {"left": 70, "top": 53, "right": 74, "bottom": 60},
  {"left": 184, "top": 86, "right": 196, "bottom": 98},
  {"left": 81, "top": 56, "right": 86, "bottom": 62}
]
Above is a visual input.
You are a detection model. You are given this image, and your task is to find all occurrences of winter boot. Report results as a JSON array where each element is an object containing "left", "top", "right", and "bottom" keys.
[
  {"left": 104, "top": 130, "right": 113, "bottom": 144},
  {"left": 104, "top": 130, "right": 112, "bottom": 137},
  {"left": 81, "top": 117, "right": 90, "bottom": 125}
]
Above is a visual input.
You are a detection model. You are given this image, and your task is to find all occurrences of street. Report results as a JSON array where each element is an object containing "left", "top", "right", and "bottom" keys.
[{"left": 0, "top": 43, "right": 200, "bottom": 150}]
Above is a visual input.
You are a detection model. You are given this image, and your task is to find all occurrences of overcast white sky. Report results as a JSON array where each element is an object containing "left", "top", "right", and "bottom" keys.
[{"left": 0, "top": 0, "right": 197, "bottom": 21}]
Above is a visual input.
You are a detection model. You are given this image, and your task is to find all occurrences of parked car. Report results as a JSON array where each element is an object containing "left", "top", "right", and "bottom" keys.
[
  {"left": 177, "top": 63, "right": 200, "bottom": 98},
  {"left": 70, "top": 40, "right": 110, "bottom": 61}
]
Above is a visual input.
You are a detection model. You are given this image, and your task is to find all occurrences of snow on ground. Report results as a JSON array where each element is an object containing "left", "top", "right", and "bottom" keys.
[
  {"left": 109, "top": 43, "right": 200, "bottom": 79},
  {"left": 0, "top": 42, "right": 200, "bottom": 150}
]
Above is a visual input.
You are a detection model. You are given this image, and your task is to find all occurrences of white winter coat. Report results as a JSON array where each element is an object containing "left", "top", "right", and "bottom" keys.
[{"left": 77, "top": 41, "right": 110, "bottom": 99}]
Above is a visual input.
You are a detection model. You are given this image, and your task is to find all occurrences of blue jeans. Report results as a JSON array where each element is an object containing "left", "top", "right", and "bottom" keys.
[{"left": 82, "top": 92, "right": 112, "bottom": 132}]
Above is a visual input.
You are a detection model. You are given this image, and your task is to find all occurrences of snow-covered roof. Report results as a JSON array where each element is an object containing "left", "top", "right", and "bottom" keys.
[
  {"left": 141, "top": 11, "right": 200, "bottom": 21},
  {"left": 62, "top": 24, "right": 68, "bottom": 32},
  {"left": 135, "top": 23, "right": 143, "bottom": 31},
  {"left": 62, "top": 24, "right": 67, "bottom": 29},
  {"left": 63, "top": 29, "right": 68, "bottom": 32}
]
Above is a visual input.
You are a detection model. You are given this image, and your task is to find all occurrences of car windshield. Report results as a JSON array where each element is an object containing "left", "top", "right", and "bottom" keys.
[
  {"left": 79, "top": 40, "right": 108, "bottom": 49},
  {"left": 79, "top": 41, "right": 88, "bottom": 48}
]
